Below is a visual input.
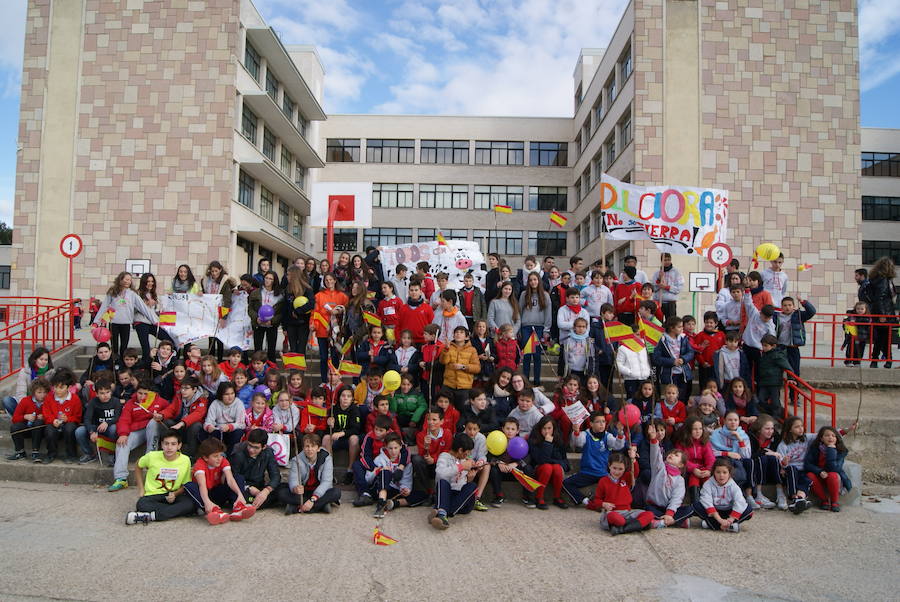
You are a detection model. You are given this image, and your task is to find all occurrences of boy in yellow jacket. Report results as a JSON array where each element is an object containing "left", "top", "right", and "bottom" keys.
[{"left": 440, "top": 326, "right": 481, "bottom": 410}]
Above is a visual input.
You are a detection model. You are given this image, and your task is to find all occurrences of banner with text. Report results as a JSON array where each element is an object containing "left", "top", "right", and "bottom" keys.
[
  {"left": 600, "top": 173, "right": 729, "bottom": 257},
  {"left": 159, "top": 292, "right": 253, "bottom": 350},
  {"left": 380, "top": 240, "right": 486, "bottom": 291}
]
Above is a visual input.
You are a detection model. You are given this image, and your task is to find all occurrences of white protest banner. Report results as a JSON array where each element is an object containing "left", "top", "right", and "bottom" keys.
[
  {"left": 380, "top": 240, "right": 487, "bottom": 291},
  {"left": 159, "top": 293, "right": 253, "bottom": 350},
  {"left": 600, "top": 173, "right": 729, "bottom": 258}
]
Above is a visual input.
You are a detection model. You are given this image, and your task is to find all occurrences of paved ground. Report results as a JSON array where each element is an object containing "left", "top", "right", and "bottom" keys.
[{"left": 1, "top": 481, "right": 898, "bottom": 601}]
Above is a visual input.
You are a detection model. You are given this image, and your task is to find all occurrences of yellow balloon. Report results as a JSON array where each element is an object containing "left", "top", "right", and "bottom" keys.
[
  {"left": 293, "top": 296, "right": 308, "bottom": 309},
  {"left": 486, "top": 430, "right": 508, "bottom": 456},
  {"left": 382, "top": 370, "right": 401, "bottom": 392},
  {"left": 756, "top": 243, "right": 781, "bottom": 261}
]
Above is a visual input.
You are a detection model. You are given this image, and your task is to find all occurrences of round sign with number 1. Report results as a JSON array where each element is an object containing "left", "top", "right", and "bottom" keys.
[
  {"left": 60, "top": 234, "right": 83, "bottom": 259},
  {"left": 707, "top": 242, "right": 732, "bottom": 269}
]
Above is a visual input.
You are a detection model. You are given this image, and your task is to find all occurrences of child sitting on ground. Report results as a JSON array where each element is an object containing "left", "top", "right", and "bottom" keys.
[
  {"left": 528, "top": 416, "right": 570, "bottom": 510},
  {"left": 7, "top": 377, "right": 51, "bottom": 462},
  {"left": 107, "top": 378, "right": 169, "bottom": 491},
  {"left": 126, "top": 429, "right": 194, "bottom": 525},
  {"left": 351, "top": 415, "right": 394, "bottom": 506},
  {"left": 430, "top": 433, "right": 479, "bottom": 530},
  {"left": 587, "top": 452, "right": 655, "bottom": 536},
  {"left": 183, "top": 437, "right": 256, "bottom": 525},
  {"left": 230, "top": 428, "right": 281, "bottom": 509},
  {"left": 42, "top": 367, "right": 82, "bottom": 464},
  {"left": 486, "top": 417, "right": 531, "bottom": 508},
  {"left": 367, "top": 433, "right": 425, "bottom": 518},
  {"left": 644, "top": 423, "right": 691, "bottom": 528},
  {"left": 323, "top": 385, "right": 361, "bottom": 485},
  {"left": 694, "top": 458, "right": 753, "bottom": 532},
  {"left": 279, "top": 433, "right": 342, "bottom": 515}
]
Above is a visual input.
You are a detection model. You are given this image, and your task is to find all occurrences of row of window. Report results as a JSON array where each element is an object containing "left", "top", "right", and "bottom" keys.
[
  {"left": 574, "top": 211, "right": 606, "bottom": 252},
  {"left": 369, "top": 183, "right": 567, "bottom": 211},
  {"left": 241, "top": 106, "right": 307, "bottom": 189},
  {"left": 861, "top": 152, "right": 900, "bottom": 178},
  {"left": 325, "top": 229, "right": 566, "bottom": 257},
  {"left": 244, "top": 42, "right": 309, "bottom": 136},
  {"left": 862, "top": 196, "right": 900, "bottom": 221},
  {"left": 863, "top": 240, "right": 900, "bottom": 265},
  {"left": 326, "top": 139, "right": 568, "bottom": 167},
  {"left": 237, "top": 169, "right": 304, "bottom": 240},
  {"left": 579, "top": 46, "right": 633, "bottom": 150}
]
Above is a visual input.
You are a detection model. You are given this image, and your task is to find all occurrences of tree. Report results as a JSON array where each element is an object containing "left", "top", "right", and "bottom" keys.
[{"left": 0, "top": 222, "right": 10, "bottom": 245}]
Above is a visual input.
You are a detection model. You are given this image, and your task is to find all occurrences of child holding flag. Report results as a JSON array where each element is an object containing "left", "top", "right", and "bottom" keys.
[
  {"left": 313, "top": 272, "right": 349, "bottom": 384},
  {"left": 76, "top": 377, "right": 121, "bottom": 464},
  {"left": 108, "top": 379, "right": 170, "bottom": 491}
]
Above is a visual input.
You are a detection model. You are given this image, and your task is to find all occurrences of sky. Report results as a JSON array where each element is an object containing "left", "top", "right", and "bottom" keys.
[{"left": 0, "top": 0, "right": 898, "bottom": 226}]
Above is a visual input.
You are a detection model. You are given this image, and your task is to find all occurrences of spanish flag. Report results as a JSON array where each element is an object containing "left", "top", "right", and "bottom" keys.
[
  {"left": 307, "top": 404, "right": 327, "bottom": 418},
  {"left": 522, "top": 331, "right": 538, "bottom": 355},
  {"left": 96, "top": 436, "right": 116, "bottom": 452},
  {"left": 373, "top": 527, "right": 398, "bottom": 546},
  {"left": 604, "top": 321, "right": 634, "bottom": 342},
  {"left": 101, "top": 307, "right": 116, "bottom": 323},
  {"left": 512, "top": 468, "right": 542, "bottom": 492},
  {"left": 138, "top": 391, "right": 157, "bottom": 411},
  {"left": 363, "top": 311, "right": 382, "bottom": 327},
  {"left": 313, "top": 311, "right": 329, "bottom": 331},
  {"left": 339, "top": 361, "right": 362, "bottom": 377},
  {"left": 844, "top": 323, "right": 858, "bottom": 337},
  {"left": 638, "top": 317, "right": 664, "bottom": 345},
  {"left": 436, "top": 232, "right": 447, "bottom": 246},
  {"left": 550, "top": 211, "right": 568, "bottom": 227},
  {"left": 618, "top": 334, "right": 646, "bottom": 353},
  {"left": 494, "top": 204, "right": 512, "bottom": 214},
  {"left": 798, "top": 263, "right": 813, "bottom": 271},
  {"left": 217, "top": 306, "right": 230, "bottom": 319},
  {"left": 158, "top": 312, "right": 176, "bottom": 327},
  {"left": 282, "top": 353, "right": 306, "bottom": 370},
  {"left": 367, "top": 291, "right": 377, "bottom": 300},
  {"left": 340, "top": 337, "right": 354, "bottom": 356}
]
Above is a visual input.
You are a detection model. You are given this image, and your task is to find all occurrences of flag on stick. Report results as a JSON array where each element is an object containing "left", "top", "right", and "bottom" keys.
[
  {"left": 282, "top": 353, "right": 307, "bottom": 370},
  {"left": 366, "top": 291, "right": 376, "bottom": 300},
  {"left": 618, "top": 335, "right": 645, "bottom": 353},
  {"left": 512, "top": 468, "right": 542, "bottom": 491},
  {"left": 138, "top": 391, "right": 157, "bottom": 411},
  {"left": 638, "top": 317, "right": 664, "bottom": 345},
  {"left": 522, "top": 331, "right": 538, "bottom": 355},
  {"left": 217, "top": 306, "right": 230, "bottom": 319},
  {"left": 340, "top": 338, "right": 354, "bottom": 356},
  {"left": 494, "top": 204, "right": 512, "bottom": 214},
  {"left": 550, "top": 211, "right": 568, "bottom": 227},
  {"left": 96, "top": 436, "right": 116, "bottom": 452},
  {"left": 158, "top": 312, "right": 176, "bottom": 327},
  {"left": 363, "top": 311, "right": 382, "bottom": 327},
  {"left": 101, "top": 307, "right": 116, "bottom": 323},
  {"left": 436, "top": 232, "right": 447, "bottom": 246},
  {"left": 604, "top": 321, "right": 634, "bottom": 342},
  {"left": 798, "top": 263, "right": 813, "bottom": 271},
  {"left": 339, "top": 361, "right": 362, "bottom": 377},
  {"left": 307, "top": 404, "right": 327, "bottom": 417},
  {"left": 373, "top": 527, "right": 398, "bottom": 546}
]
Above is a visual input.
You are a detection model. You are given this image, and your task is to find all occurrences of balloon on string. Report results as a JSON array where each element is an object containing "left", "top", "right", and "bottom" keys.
[
  {"left": 755, "top": 243, "right": 781, "bottom": 261},
  {"left": 507, "top": 436, "right": 529, "bottom": 460},
  {"left": 258, "top": 304, "right": 275, "bottom": 322},
  {"left": 92, "top": 326, "right": 111, "bottom": 343},
  {"left": 292, "top": 296, "right": 309, "bottom": 309},
  {"left": 382, "top": 370, "right": 401, "bottom": 392},
  {"left": 253, "top": 385, "right": 271, "bottom": 400},
  {"left": 617, "top": 404, "right": 642, "bottom": 428},
  {"left": 486, "top": 430, "right": 508, "bottom": 456}
]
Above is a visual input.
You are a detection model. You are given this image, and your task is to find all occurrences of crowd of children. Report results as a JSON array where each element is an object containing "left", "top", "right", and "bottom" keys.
[{"left": 3, "top": 250, "right": 875, "bottom": 532}]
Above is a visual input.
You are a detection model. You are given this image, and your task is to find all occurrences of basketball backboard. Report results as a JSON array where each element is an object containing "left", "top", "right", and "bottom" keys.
[{"left": 310, "top": 181, "right": 373, "bottom": 228}]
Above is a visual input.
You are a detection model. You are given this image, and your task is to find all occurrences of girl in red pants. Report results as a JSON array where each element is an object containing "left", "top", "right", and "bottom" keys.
[
  {"left": 802, "top": 426, "right": 852, "bottom": 512},
  {"left": 528, "top": 416, "right": 570, "bottom": 510}
]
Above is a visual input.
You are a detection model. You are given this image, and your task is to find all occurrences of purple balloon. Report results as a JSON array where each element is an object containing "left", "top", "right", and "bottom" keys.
[
  {"left": 253, "top": 385, "right": 271, "bottom": 399},
  {"left": 258, "top": 304, "right": 275, "bottom": 322},
  {"left": 507, "top": 436, "right": 529, "bottom": 460}
]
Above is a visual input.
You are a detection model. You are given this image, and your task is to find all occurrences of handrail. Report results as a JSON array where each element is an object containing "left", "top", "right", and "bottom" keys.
[
  {"left": 0, "top": 297, "right": 76, "bottom": 383},
  {"left": 782, "top": 370, "right": 836, "bottom": 432}
]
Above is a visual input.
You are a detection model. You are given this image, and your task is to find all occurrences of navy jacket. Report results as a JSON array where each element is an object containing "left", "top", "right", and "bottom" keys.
[
  {"left": 652, "top": 336, "right": 695, "bottom": 383},
  {"left": 803, "top": 443, "right": 852, "bottom": 492}
]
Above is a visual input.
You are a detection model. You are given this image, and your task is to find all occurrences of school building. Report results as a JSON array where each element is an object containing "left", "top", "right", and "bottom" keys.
[{"left": 10, "top": 0, "right": 890, "bottom": 313}]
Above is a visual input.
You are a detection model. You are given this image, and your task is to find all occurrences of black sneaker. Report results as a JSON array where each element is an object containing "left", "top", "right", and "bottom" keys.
[
  {"left": 536, "top": 501, "right": 549, "bottom": 510},
  {"left": 373, "top": 499, "right": 388, "bottom": 519},
  {"left": 553, "top": 498, "right": 569, "bottom": 509},
  {"left": 44, "top": 455, "right": 55, "bottom": 464},
  {"left": 522, "top": 497, "right": 536, "bottom": 509},
  {"left": 32, "top": 452, "right": 43, "bottom": 463},
  {"left": 6, "top": 451, "right": 25, "bottom": 461},
  {"left": 353, "top": 493, "right": 374, "bottom": 507},
  {"left": 490, "top": 496, "right": 505, "bottom": 508},
  {"left": 342, "top": 471, "right": 354, "bottom": 485},
  {"left": 284, "top": 504, "right": 298, "bottom": 515}
]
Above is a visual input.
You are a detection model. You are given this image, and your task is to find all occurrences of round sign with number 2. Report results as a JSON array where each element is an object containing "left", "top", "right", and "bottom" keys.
[{"left": 707, "top": 242, "right": 732, "bottom": 268}]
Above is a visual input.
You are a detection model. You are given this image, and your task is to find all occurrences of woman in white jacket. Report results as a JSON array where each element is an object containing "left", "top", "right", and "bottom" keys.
[{"left": 616, "top": 342, "right": 651, "bottom": 399}]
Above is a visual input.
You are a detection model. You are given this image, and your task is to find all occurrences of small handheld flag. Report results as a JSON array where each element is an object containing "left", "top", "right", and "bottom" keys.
[
  {"left": 522, "top": 331, "right": 538, "bottom": 355},
  {"left": 550, "top": 211, "right": 568, "bottom": 228},
  {"left": 158, "top": 312, "right": 176, "bottom": 327},
  {"left": 798, "top": 263, "right": 813, "bottom": 271},
  {"left": 96, "top": 436, "right": 116, "bottom": 452},
  {"left": 494, "top": 204, "right": 513, "bottom": 214},
  {"left": 101, "top": 307, "right": 116, "bottom": 323},
  {"left": 618, "top": 334, "right": 646, "bottom": 353},
  {"left": 363, "top": 311, "right": 382, "bottom": 327},
  {"left": 844, "top": 323, "right": 858, "bottom": 337},
  {"left": 138, "top": 391, "right": 157, "bottom": 412},
  {"left": 436, "top": 232, "right": 447, "bottom": 246},
  {"left": 366, "top": 291, "right": 377, "bottom": 300},
  {"left": 282, "top": 353, "right": 307, "bottom": 370},
  {"left": 340, "top": 338, "right": 354, "bottom": 356},
  {"left": 339, "top": 361, "right": 362, "bottom": 377},
  {"left": 512, "top": 468, "right": 542, "bottom": 492},
  {"left": 217, "top": 306, "right": 230, "bottom": 319},
  {"left": 638, "top": 318, "right": 663, "bottom": 345},
  {"left": 373, "top": 527, "right": 398, "bottom": 546},
  {"left": 603, "top": 321, "right": 634, "bottom": 342},
  {"left": 307, "top": 404, "right": 327, "bottom": 418}
]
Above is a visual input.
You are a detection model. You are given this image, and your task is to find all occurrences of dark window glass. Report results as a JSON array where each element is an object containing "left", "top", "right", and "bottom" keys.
[
  {"left": 528, "top": 186, "right": 567, "bottom": 211},
  {"left": 474, "top": 141, "right": 524, "bottom": 165},
  {"left": 241, "top": 106, "right": 258, "bottom": 143},
  {"left": 244, "top": 42, "right": 260, "bottom": 80},
  {"left": 529, "top": 142, "right": 568, "bottom": 167},
  {"left": 861, "top": 152, "right": 900, "bottom": 177},
  {"left": 862, "top": 240, "right": 900, "bottom": 265},
  {"left": 322, "top": 229, "right": 357, "bottom": 251},
  {"left": 238, "top": 170, "right": 255, "bottom": 208},
  {"left": 372, "top": 183, "right": 414, "bottom": 208},
  {"left": 527, "top": 232, "right": 567, "bottom": 256},
  {"left": 262, "top": 128, "right": 276, "bottom": 161},
  {"left": 472, "top": 230, "right": 523, "bottom": 255},
  {"left": 366, "top": 139, "right": 414, "bottom": 163},
  {"left": 421, "top": 140, "right": 469, "bottom": 164},
  {"left": 326, "top": 139, "right": 360, "bottom": 163},
  {"left": 862, "top": 196, "right": 900, "bottom": 221},
  {"left": 363, "top": 228, "right": 413, "bottom": 248}
]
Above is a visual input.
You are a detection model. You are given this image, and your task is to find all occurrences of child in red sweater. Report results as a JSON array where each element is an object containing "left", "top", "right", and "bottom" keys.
[
  {"left": 218, "top": 348, "right": 246, "bottom": 381},
  {"left": 493, "top": 324, "right": 522, "bottom": 372},
  {"left": 378, "top": 281, "right": 404, "bottom": 344},
  {"left": 419, "top": 324, "right": 445, "bottom": 401},
  {"left": 587, "top": 452, "right": 655, "bottom": 535},
  {"left": 675, "top": 417, "right": 716, "bottom": 501},
  {"left": 7, "top": 377, "right": 51, "bottom": 462},
  {"left": 364, "top": 394, "right": 402, "bottom": 436},
  {"left": 300, "top": 387, "right": 329, "bottom": 437},
  {"left": 42, "top": 368, "right": 81, "bottom": 463},
  {"left": 693, "top": 312, "right": 725, "bottom": 390},
  {"left": 654, "top": 384, "right": 687, "bottom": 437},
  {"left": 434, "top": 390, "right": 460, "bottom": 433}
]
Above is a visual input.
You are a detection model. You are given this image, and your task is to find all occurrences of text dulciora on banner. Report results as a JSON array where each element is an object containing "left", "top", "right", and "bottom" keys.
[{"left": 599, "top": 173, "right": 729, "bottom": 258}]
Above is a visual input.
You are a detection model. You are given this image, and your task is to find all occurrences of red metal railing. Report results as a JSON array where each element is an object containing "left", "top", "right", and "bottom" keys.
[
  {"left": 782, "top": 370, "right": 836, "bottom": 432},
  {"left": 0, "top": 297, "right": 76, "bottom": 382},
  {"left": 797, "top": 312, "right": 895, "bottom": 367}
]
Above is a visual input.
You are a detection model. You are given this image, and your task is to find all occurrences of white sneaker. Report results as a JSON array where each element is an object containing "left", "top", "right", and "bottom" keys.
[
  {"left": 581, "top": 497, "right": 590, "bottom": 506},
  {"left": 700, "top": 520, "right": 710, "bottom": 529},
  {"left": 728, "top": 522, "right": 740, "bottom": 533},
  {"left": 776, "top": 492, "right": 788, "bottom": 510},
  {"left": 125, "top": 511, "right": 153, "bottom": 525},
  {"left": 746, "top": 494, "right": 761, "bottom": 510},
  {"left": 754, "top": 493, "right": 776, "bottom": 509}
]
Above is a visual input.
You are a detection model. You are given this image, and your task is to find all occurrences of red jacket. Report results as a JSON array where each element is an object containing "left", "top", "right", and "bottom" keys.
[
  {"left": 398, "top": 301, "right": 434, "bottom": 344},
  {"left": 659, "top": 401, "right": 687, "bottom": 427},
  {"left": 161, "top": 390, "right": 208, "bottom": 426},
  {"left": 13, "top": 395, "right": 46, "bottom": 423},
  {"left": 42, "top": 393, "right": 82, "bottom": 424},
  {"left": 614, "top": 282, "right": 643, "bottom": 315},
  {"left": 441, "top": 405, "right": 460, "bottom": 433},
  {"left": 587, "top": 475, "right": 634, "bottom": 512},
  {"left": 117, "top": 393, "right": 170, "bottom": 437},
  {"left": 416, "top": 427, "right": 453, "bottom": 459},
  {"left": 218, "top": 361, "right": 246, "bottom": 381},
  {"left": 300, "top": 404, "right": 329, "bottom": 433},
  {"left": 377, "top": 297, "right": 404, "bottom": 329},
  {"left": 676, "top": 439, "right": 716, "bottom": 474},
  {"left": 420, "top": 341, "right": 445, "bottom": 382},
  {"left": 692, "top": 330, "right": 725, "bottom": 368},
  {"left": 420, "top": 275, "right": 436, "bottom": 300},
  {"left": 365, "top": 410, "right": 402, "bottom": 436},
  {"left": 494, "top": 338, "right": 522, "bottom": 371}
]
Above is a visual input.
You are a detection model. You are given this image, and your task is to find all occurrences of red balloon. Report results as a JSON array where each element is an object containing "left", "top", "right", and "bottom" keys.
[
  {"left": 617, "top": 403, "right": 642, "bottom": 428},
  {"left": 92, "top": 326, "right": 111, "bottom": 343}
]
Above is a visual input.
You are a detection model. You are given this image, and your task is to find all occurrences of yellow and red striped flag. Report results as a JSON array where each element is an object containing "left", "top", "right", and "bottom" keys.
[
  {"left": 138, "top": 391, "right": 157, "bottom": 411},
  {"left": 158, "top": 312, "right": 176, "bottom": 327},
  {"left": 339, "top": 361, "right": 362, "bottom": 377},
  {"left": 101, "top": 307, "right": 116, "bottom": 323},
  {"left": 366, "top": 291, "right": 376, "bottom": 300},
  {"left": 604, "top": 321, "right": 634, "bottom": 342},
  {"left": 522, "top": 331, "right": 538, "bottom": 355},
  {"left": 494, "top": 204, "right": 512, "bottom": 214},
  {"left": 436, "top": 232, "right": 447, "bottom": 246},
  {"left": 798, "top": 263, "right": 813, "bottom": 271},
  {"left": 550, "top": 211, "right": 568, "bottom": 227},
  {"left": 363, "top": 311, "right": 381, "bottom": 327},
  {"left": 313, "top": 311, "right": 329, "bottom": 331},
  {"left": 340, "top": 337, "right": 354, "bottom": 356},
  {"left": 512, "top": 468, "right": 542, "bottom": 491},
  {"left": 373, "top": 527, "right": 398, "bottom": 546},
  {"left": 618, "top": 334, "right": 646, "bottom": 353},
  {"left": 638, "top": 317, "right": 664, "bottom": 345},
  {"left": 96, "top": 436, "right": 116, "bottom": 452},
  {"left": 306, "top": 404, "right": 327, "bottom": 417},
  {"left": 282, "top": 353, "right": 307, "bottom": 370},
  {"left": 217, "top": 306, "right": 230, "bottom": 319}
]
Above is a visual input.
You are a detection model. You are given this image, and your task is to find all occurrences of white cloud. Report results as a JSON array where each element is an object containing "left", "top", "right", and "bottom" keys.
[
  {"left": 859, "top": 0, "right": 900, "bottom": 92},
  {"left": 369, "top": 32, "right": 420, "bottom": 56}
]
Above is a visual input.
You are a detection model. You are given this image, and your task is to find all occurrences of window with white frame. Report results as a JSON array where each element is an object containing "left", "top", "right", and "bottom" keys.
[
  {"left": 474, "top": 185, "right": 523, "bottom": 210},
  {"left": 372, "top": 183, "right": 414, "bottom": 208},
  {"left": 473, "top": 230, "right": 523, "bottom": 255},
  {"left": 419, "top": 184, "right": 468, "bottom": 209}
]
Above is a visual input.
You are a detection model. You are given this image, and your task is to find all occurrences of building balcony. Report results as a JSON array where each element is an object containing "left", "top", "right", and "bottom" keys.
[
  {"left": 231, "top": 201, "right": 307, "bottom": 259},
  {"left": 239, "top": 85, "right": 324, "bottom": 169},
  {"left": 234, "top": 133, "right": 311, "bottom": 215}
]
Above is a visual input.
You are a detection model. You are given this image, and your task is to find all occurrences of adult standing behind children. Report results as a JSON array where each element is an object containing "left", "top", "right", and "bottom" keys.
[
  {"left": 650, "top": 253, "right": 684, "bottom": 320},
  {"left": 313, "top": 273, "right": 349, "bottom": 384},
  {"left": 519, "top": 273, "right": 552, "bottom": 385},
  {"left": 93, "top": 271, "right": 159, "bottom": 357},
  {"left": 134, "top": 273, "right": 175, "bottom": 361},
  {"left": 248, "top": 270, "right": 284, "bottom": 363},
  {"left": 281, "top": 265, "right": 314, "bottom": 356},
  {"left": 867, "top": 257, "right": 897, "bottom": 368},
  {"left": 487, "top": 282, "right": 521, "bottom": 336}
]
